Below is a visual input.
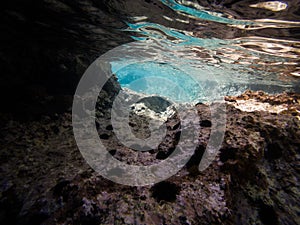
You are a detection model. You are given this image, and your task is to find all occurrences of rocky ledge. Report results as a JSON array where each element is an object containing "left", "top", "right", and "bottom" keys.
[{"left": 0, "top": 90, "right": 299, "bottom": 225}]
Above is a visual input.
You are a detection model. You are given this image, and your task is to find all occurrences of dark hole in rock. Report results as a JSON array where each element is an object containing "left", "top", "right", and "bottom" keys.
[
  {"left": 175, "top": 131, "right": 181, "bottom": 141},
  {"left": 109, "top": 149, "right": 116, "bottom": 156},
  {"left": 100, "top": 133, "right": 109, "bottom": 139},
  {"left": 106, "top": 125, "right": 113, "bottom": 130},
  {"left": 200, "top": 119, "right": 212, "bottom": 127},
  {"left": 220, "top": 148, "right": 236, "bottom": 162},
  {"left": 265, "top": 142, "right": 283, "bottom": 160},
  {"left": 128, "top": 122, "right": 136, "bottom": 127},
  {"left": 140, "top": 195, "right": 147, "bottom": 200},
  {"left": 95, "top": 121, "right": 100, "bottom": 130},
  {"left": 149, "top": 149, "right": 156, "bottom": 154},
  {"left": 156, "top": 147, "right": 175, "bottom": 160},
  {"left": 156, "top": 151, "right": 168, "bottom": 160},
  {"left": 186, "top": 145, "right": 205, "bottom": 172},
  {"left": 151, "top": 181, "right": 180, "bottom": 202},
  {"left": 259, "top": 203, "right": 278, "bottom": 225},
  {"left": 179, "top": 216, "right": 189, "bottom": 225},
  {"left": 52, "top": 180, "right": 71, "bottom": 196}
]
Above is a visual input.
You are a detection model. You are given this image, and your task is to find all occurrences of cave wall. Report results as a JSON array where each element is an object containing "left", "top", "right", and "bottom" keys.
[{"left": 0, "top": 0, "right": 131, "bottom": 119}]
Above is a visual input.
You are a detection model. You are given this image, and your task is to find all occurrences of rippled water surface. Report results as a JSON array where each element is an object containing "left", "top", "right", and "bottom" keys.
[{"left": 106, "top": 0, "right": 300, "bottom": 102}]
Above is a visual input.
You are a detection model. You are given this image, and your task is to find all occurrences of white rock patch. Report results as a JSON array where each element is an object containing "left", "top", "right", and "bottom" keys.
[{"left": 228, "top": 99, "right": 288, "bottom": 113}]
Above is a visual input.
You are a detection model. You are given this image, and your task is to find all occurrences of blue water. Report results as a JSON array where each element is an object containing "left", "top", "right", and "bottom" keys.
[
  {"left": 160, "top": 0, "right": 255, "bottom": 25},
  {"left": 112, "top": 62, "right": 202, "bottom": 102},
  {"left": 111, "top": 0, "right": 300, "bottom": 102}
]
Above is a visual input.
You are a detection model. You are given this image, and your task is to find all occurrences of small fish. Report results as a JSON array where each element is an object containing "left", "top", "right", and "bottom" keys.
[{"left": 249, "top": 1, "right": 288, "bottom": 12}]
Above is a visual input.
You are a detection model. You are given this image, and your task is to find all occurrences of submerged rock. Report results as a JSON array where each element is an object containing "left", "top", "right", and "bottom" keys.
[{"left": 0, "top": 90, "right": 299, "bottom": 224}]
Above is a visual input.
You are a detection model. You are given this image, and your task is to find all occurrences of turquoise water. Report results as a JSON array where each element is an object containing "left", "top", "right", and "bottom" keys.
[
  {"left": 112, "top": 62, "right": 202, "bottom": 102},
  {"left": 111, "top": 0, "right": 300, "bottom": 102},
  {"left": 160, "top": 0, "right": 255, "bottom": 25}
]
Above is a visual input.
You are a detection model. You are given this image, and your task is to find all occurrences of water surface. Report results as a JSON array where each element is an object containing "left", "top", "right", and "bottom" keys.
[{"left": 107, "top": 0, "right": 300, "bottom": 102}]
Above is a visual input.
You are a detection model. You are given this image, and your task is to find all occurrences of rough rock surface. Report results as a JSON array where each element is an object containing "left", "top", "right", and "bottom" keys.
[
  {"left": 0, "top": 90, "right": 299, "bottom": 225},
  {"left": 1, "top": 0, "right": 300, "bottom": 224}
]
